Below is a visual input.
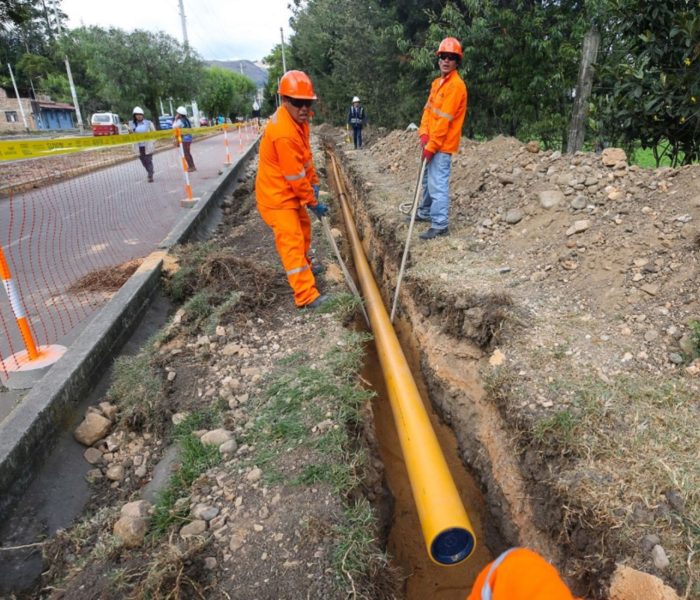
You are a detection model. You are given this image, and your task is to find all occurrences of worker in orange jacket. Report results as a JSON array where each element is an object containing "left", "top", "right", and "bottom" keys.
[
  {"left": 256, "top": 70, "right": 329, "bottom": 309},
  {"left": 467, "top": 547, "right": 581, "bottom": 600},
  {"left": 416, "top": 37, "right": 468, "bottom": 240}
]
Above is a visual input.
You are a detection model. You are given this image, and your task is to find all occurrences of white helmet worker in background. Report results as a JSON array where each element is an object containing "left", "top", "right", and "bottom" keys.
[
  {"left": 173, "top": 105, "right": 196, "bottom": 172},
  {"left": 129, "top": 106, "right": 156, "bottom": 182},
  {"left": 348, "top": 96, "right": 366, "bottom": 149}
]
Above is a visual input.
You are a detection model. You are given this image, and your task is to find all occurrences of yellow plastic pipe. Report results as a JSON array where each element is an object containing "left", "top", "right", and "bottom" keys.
[{"left": 328, "top": 153, "right": 476, "bottom": 565}]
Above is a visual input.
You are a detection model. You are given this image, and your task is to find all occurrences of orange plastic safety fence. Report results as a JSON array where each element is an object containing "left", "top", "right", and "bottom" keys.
[{"left": 0, "top": 123, "right": 259, "bottom": 374}]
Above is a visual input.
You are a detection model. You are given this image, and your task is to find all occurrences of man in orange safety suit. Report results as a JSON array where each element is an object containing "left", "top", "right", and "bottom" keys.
[
  {"left": 467, "top": 547, "right": 581, "bottom": 600},
  {"left": 416, "top": 36, "right": 468, "bottom": 240},
  {"left": 256, "top": 70, "right": 330, "bottom": 309}
]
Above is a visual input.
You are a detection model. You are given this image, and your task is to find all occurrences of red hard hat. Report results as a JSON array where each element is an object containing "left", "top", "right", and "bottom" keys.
[
  {"left": 278, "top": 70, "right": 317, "bottom": 100},
  {"left": 436, "top": 37, "right": 463, "bottom": 58}
]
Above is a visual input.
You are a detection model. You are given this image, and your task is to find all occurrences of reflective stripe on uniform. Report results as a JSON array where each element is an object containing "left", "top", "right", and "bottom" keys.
[
  {"left": 284, "top": 169, "right": 306, "bottom": 181},
  {"left": 286, "top": 264, "right": 310, "bottom": 276},
  {"left": 481, "top": 548, "right": 518, "bottom": 600},
  {"left": 430, "top": 106, "right": 454, "bottom": 121},
  {"left": 424, "top": 101, "right": 455, "bottom": 121}
]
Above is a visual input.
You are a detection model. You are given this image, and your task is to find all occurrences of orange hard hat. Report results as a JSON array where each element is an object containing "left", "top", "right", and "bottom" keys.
[
  {"left": 436, "top": 37, "right": 463, "bottom": 58},
  {"left": 278, "top": 70, "right": 317, "bottom": 100}
]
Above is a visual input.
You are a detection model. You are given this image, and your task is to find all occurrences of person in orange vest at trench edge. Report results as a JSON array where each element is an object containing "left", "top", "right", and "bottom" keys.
[
  {"left": 467, "top": 547, "right": 581, "bottom": 600},
  {"left": 416, "top": 36, "right": 468, "bottom": 240},
  {"left": 255, "top": 70, "right": 330, "bottom": 310}
]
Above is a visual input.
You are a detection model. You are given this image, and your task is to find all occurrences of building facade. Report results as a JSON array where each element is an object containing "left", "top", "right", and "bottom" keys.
[{"left": 0, "top": 88, "right": 76, "bottom": 133}]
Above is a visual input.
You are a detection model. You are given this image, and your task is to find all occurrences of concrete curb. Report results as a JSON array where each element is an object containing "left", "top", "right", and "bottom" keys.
[{"left": 0, "top": 138, "right": 259, "bottom": 521}]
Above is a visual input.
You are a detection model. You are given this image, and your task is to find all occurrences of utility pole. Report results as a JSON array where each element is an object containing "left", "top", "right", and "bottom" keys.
[
  {"left": 54, "top": 4, "right": 84, "bottom": 133},
  {"left": 280, "top": 27, "right": 287, "bottom": 73},
  {"left": 178, "top": 0, "right": 189, "bottom": 53},
  {"left": 566, "top": 26, "right": 600, "bottom": 154},
  {"left": 64, "top": 57, "right": 84, "bottom": 133},
  {"left": 7, "top": 64, "right": 29, "bottom": 130}
]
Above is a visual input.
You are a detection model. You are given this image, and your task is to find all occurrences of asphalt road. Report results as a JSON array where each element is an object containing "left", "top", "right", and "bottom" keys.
[{"left": 0, "top": 128, "right": 257, "bottom": 366}]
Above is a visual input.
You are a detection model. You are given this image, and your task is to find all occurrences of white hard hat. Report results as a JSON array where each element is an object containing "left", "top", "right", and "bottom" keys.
[
  {"left": 132, "top": 106, "right": 144, "bottom": 115},
  {"left": 176, "top": 106, "right": 187, "bottom": 115},
  {"left": 352, "top": 96, "right": 360, "bottom": 103}
]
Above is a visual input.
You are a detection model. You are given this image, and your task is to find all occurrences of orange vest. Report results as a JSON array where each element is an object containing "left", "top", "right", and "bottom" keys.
[
  {"left": 256, "top": 105, "right": 319, "bottom": 210},
  {"left": 418, "top": 69, "right": 468, "bottom": 154},
  {"left": 467, "top": 548, "right": 581, "bottom": 600}
]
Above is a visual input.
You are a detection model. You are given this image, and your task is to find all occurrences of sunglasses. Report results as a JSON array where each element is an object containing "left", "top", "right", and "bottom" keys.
[
  {"left": 438, "top": 53, "right": 459, "bottom": 62},
  {"left": 288, "top": 98, "right": 314, "bottom": 108}
]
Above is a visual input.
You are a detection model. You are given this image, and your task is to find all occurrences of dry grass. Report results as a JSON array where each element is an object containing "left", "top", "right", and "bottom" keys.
[
  {"left": 169, "top": 244, "right": 287, "bottom": 313},
  {"left": 68, "top": 259, "right": 143, "bottom": 293},
  {"left": 502, "top": 369, "right": 700, "bottom": 595}
]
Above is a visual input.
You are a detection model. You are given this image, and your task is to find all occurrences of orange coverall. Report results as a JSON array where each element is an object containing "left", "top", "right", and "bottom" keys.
[
  {"left": 256, "top": 105, "right": 321, "bottom": 307},
  {"left": 467, "top": 548, "right": 580, "bottom": 600},
  {"left": 418, "top": 69, "right": 468, "bottom": 155}
]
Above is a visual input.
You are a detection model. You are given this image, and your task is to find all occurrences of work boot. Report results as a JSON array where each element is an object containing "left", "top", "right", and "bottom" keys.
[
  {"left": 188, "top": 167, "right": 197, "bottom": 172},
  {"left": 311, "top": 263, "right": 325, "bottom": 276},
  {"left": 303, "top": 294, "right": 330, "bottom": 309},
  {"left": 419, "top": 227, "right": 449, "bottom": 240},
  {"left": 147, "top": 175, "right": 154, "bottom": 183}
]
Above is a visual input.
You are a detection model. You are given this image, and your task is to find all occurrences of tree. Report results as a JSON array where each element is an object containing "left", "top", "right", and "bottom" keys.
[
  {"left": 59, "top": 27, "right": 202, "bottom": 124},
  {"left": 289, "top": 0, "right": 415, "bottom": 128},
  {"left": 198, "top": 66, "right": 256, "bottom": 121},
  {"left": 597, "top": 0, "right": 699, "bottom": 165},
  {"left": 1, "top": 0, "right": 67, "bottom": 94},
  {"left": 261, "top": 44, "right": 284, "bottom": 116}
]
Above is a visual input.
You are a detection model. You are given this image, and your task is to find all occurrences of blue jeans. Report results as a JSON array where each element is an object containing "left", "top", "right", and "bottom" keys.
[
  {"left": 417, "top": 152, "right": 452, "bottom": 230},
  {"left": 352, "top": 126, "right": 363, "bottom": 148}
]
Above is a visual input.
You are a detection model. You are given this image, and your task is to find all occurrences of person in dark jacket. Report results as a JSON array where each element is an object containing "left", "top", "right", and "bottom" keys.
[{"left": 347, "top": 96, "right": 366, "bottom": 149}]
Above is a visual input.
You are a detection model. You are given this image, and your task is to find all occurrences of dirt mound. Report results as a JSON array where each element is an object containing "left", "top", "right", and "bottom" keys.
[{"left": 346, "top": 132, "right": 700, "bottom": 598}]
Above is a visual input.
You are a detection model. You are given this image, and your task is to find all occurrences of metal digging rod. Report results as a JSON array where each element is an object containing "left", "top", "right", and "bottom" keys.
[{"left": 390, "top": 158, "right": 427, "bottom": 323}]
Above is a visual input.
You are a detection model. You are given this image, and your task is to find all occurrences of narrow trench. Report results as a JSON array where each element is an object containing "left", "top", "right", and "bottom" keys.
[
  {"left": 360, "top": 335, "right": 494, "bottom": 599},
  {"left": 327, "top": 149, "right": 497, "bottom": 596}
]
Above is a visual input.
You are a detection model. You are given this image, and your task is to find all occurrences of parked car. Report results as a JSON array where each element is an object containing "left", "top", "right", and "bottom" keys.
[
  {"left": 158, "top": 115, "right": 174, "bottom": 130},
  {"left": 90, "top": 112, "right": 124, "bottom": 136},
  {"left": 199, "top": 117, "right": 209, "bottom": 126}
]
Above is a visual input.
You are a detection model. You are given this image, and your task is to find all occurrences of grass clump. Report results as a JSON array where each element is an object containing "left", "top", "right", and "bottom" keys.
[
  {"left": 150, "top": 411, "right": 223, "bottom": 538},
  {"left": 108, "top": 351, "right": 164, "bottom": 434},
  {"left": 687, "top": 319, "right": 700, "bottom": 361},
  {"left": 333, "top": 497, "right": 397, "bottom": 599}
]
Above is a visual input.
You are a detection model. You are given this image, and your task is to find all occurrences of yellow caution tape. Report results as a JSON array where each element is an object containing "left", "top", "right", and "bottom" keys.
[{"left": 0, "top": 123, "right": 241, "bottom": 162}]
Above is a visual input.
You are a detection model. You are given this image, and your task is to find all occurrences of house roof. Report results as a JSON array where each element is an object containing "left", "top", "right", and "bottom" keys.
[{"left": 36, "top": 100, "right": 76, "bottom": 111}]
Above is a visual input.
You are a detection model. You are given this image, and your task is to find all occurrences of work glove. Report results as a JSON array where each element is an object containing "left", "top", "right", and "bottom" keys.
[
  {"left": 309, "top": 202, "right": 329, "bottom": 220},
  {"left": 420, "top": 134, "right": 429, "bottom": 147},
  {"left": 312, "top": 184, "right": 320, "bottom": 200},
  {"left": 422, "top": 148, "right": 435, "bottom": 162}
]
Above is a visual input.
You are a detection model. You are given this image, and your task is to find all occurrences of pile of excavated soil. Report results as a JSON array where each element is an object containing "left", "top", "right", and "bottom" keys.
[{"left": 338, "top": 130, "right": 699, "bottom": 599}]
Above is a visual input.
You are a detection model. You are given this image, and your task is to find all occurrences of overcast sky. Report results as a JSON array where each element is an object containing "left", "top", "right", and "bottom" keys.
[{"left": 61, "top": 0, "right": 295, "bottom": 62}]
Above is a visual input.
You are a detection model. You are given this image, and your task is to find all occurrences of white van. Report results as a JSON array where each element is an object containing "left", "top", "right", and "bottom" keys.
[{"left": 90, "top": 112, "right": 125, "bottom": 136}]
